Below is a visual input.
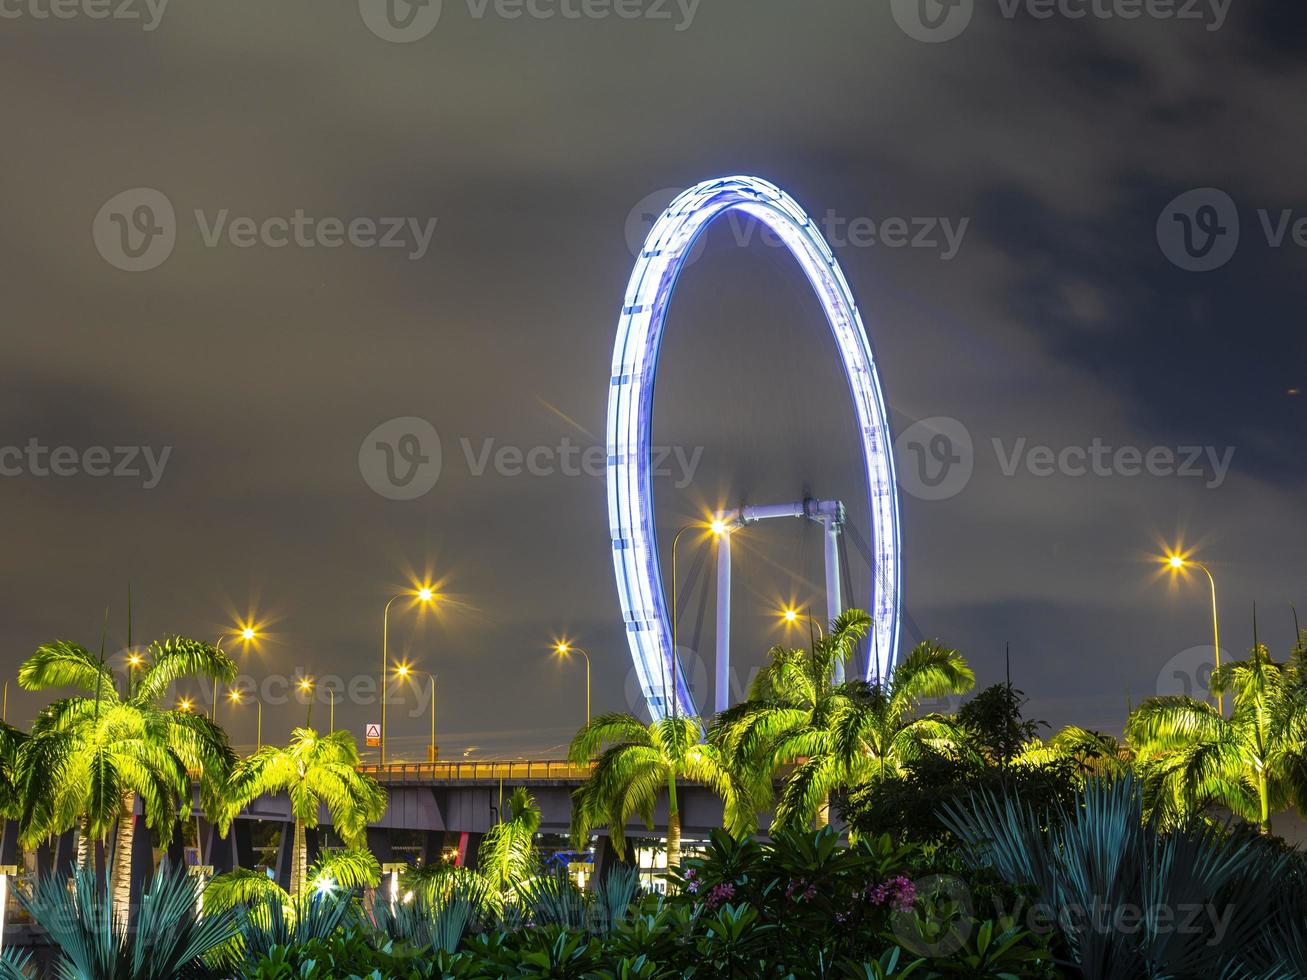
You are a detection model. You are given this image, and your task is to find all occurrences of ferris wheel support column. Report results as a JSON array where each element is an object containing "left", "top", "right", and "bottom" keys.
[
  {"left": 823, "top": 515, "right": 844, "bottom": 683},
  {"left": 714, "top": 528, "right": 733, "bottom": 715}
]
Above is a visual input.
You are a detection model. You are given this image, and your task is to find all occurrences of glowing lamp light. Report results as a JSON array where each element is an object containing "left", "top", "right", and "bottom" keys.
[
  {"left": 783, "top": 608, "right": 798, "bottom": 624},
  {"left": 395, "top": 664, "right": 410, "bottom": 679},
  {"left": 416, "top": 587, "right": 435, "bottom": 602},
  {"left": 177, "top": 698, "right": 193, "bottom": 713},
  {"left": 1168, "top": 555, "right": 1185, "bottom": 569},
  {"left": 227, "top": 689, "right": 243, "bottom": 703},
  {"left": 608, "top": 176, "right": 902, "bottom": 720},
  {"left": 313, "top": 875, "right": 336, "bottom": 898},
  {"left": 298, "top": 678, "right": 313, "bottom": 693},
  {"left": 709, "top": 519, "right": 728, "bottom": 536},
  {"left": 127, "top": 654, "right": 143, "bottom": 668},
  {"left": 241, "top": 627, "right": 256, "bottom": 641}
]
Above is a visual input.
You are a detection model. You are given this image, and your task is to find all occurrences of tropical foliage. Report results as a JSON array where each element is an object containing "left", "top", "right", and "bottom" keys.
[
  {"left": 569, "top": 712, "right": 745, "bottom": 869},
  {"left": 17, "top": 635, "right": 237, "bottom": 917},
  {"left": 1127, "top": 637, "right": 1307, "bottom": 832},
  {"left": 221, "top": 727, "right": 387, "bottom": 895},
  {"left": 711, "top": 614, "right": 976, "bottom": 831},
  {"left": 940, "top": 775, "right": 1305, "bottom": 978}
]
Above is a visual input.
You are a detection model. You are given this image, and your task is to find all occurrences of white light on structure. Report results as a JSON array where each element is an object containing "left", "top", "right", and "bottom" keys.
[
  {"left": 314, "top": 875, "right": 336, "bottom": 898},
  {"left": 382, "top": 861, "right": 407, "bottom": 910},
  {"left": 0, "top": 865, "right": 14, "bottom": 954},
  {"left": 607, "top": 175, "right": 903, "bottom": 720}
]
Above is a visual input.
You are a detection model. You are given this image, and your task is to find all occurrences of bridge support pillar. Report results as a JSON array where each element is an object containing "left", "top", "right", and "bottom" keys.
[
  {"left": 0, "top": 821, "right": 18, "bottom": 868},
  {"left": 274, "top": 824, "right": 293, "bottom": 891},
  {"left": 125, "top": 814, "right": 156, "bottom": 922},
  {"left": 203, "top": 821, "right": 233, "bottom": 873},
  {"left": 234, "top": 820, "right": 255, "bottom": 870},
  {"left": 591, "top": 836, "right": 635, "bottom": 887},
  {"left": 39, "top": 829, "right": 77, "bottom": 878},
  {"left": 421, "top": 831, "right": 445, "bottom": 865},
  {"left": 455, "top": 832, "right": 483, "bottom": 870},
  {"left": 366, "top": 828, "right": 393, "bottom": 865}
]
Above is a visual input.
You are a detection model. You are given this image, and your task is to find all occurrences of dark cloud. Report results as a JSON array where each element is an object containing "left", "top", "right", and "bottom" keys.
[{"left": 1, "top": 0, "right": 1303, "bottom": 751}]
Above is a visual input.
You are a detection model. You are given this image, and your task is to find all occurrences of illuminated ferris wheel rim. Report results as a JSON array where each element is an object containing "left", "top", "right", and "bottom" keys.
[{"left": 607, "top": 175, "right": 902, "bottom": 721}]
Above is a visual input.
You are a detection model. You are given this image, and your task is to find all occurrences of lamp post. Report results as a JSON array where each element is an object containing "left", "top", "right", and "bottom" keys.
[
  {"left": 394, "top": 664, "right": 438, "bottom": 763},
  {"left": 226, "top": 688, "right": 263, "bottom": 750},
  {"left": 554, "top": 641, "right": 591, "bottom": 728},
  {"left": 381, "top": 588, "right": 436, "bottom": 767},
  {"left": 212, "top": 626, "right": 258, "bottom": 722},
  {"left": 298, "top": 677, "right": 314, "bottom": 728},
  {"left": 1165, "top": 553, "right": 1223, "bottom": 714},
  {"left": 667, "top": 520, "right": 718, "bottom": 719}
]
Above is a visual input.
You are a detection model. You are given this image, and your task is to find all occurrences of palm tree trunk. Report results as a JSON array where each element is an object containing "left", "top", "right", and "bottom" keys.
[
  {"left": 76, "top": 815, "right": 92, "bottom": 872},
  {"left": 666, "top": 808, "right": 681, "bottom": 878},
  {"left": 110, "top": 792, "right": 136, "bottom": 922},
  {"left": 815, "top": 793, "right": 830, "bottom": 830},
  {"left": 1258, "top": 771, "right": 1272, "bottom": 834},
  {"left": 289, "top": 819, "right": 307, "bottom": 897},
  {"left": 665, "top": 770, "right": 680, "bottom": 877}
]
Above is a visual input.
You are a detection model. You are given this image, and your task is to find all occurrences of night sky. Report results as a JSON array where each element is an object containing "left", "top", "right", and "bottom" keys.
[{"left": 3, "top": 0, "right": 1305, "bottom": 759}]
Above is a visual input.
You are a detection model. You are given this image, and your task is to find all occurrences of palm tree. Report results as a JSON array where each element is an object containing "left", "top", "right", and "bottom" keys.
[
  {"left": 16, "top": 636, "right": 237, "bottom": 918},
  {"left": 569, "top": 713, "right": 743, "bottom": 872},
  {"left": 712, "top": 612, "right": 975, "bottom": 830},
  {"left": 1017, "top": 725, "right": 1131, "bottom": 775},
  {"left": 221, "top": 728, "right": 387, "bottom": 895},
  {"left": 0, "top": 722, "right": 29, "bottom": 821},
  {"left": 479, "top": 786, "right": 540, "bottom": 899},
  {"left": 1127, "top": 639, "right": 1307, "bottom": 833}
]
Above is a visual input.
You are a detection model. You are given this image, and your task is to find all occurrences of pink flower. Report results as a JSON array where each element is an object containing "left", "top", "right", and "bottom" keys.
[
  {"left": 705, "top": 882, "right": 736, "bottom": 909},
  {"left": 865, "top": 875, "right": 916, "bottom": 910}
]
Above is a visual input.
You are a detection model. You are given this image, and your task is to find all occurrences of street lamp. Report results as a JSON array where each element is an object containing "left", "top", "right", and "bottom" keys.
[
  {"left": 667, "top": 520, "right": 717, "bottom": 719},
  {"left": 554, "top": 641, "right": 591, "bottom": 728},
  {"left": 381, "top": 587, "right": 437, "bottom": 766},
  {"left": 1164, "top": 551, "right": 1224, "bottom": 714},
  {"left": 393, "top": 663, "right": 438, "bottom": 763},
  {"left": 381, "top": 590, "right": 436, "bottom": 768},
  {"left": 212, "top": 625, "right": 259, "bottom": 722},
  {"left": 227, "top": 688, "right": 263, "bottom": 750},
  {"left": 298, "top": 677, "right": 315, "bottom": 728}
]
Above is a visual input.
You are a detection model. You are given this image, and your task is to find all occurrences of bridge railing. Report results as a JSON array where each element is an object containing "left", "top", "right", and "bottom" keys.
[{"left": 358, "top": 760, "right": 595, "bottom": 783}]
